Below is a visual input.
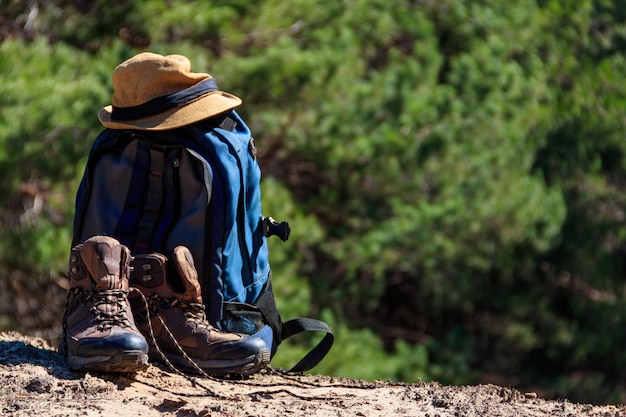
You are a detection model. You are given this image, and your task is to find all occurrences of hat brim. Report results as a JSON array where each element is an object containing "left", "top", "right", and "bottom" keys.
[{"left": 98, "top": 90, "right": 242, "bottom": 131}]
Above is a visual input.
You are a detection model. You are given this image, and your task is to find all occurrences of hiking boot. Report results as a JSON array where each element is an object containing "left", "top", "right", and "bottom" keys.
[
  {"left": 128, "top": 246, "right": 270, "bottom": 375},
  {"left": 62, "top": 236, "right": 149, "bottom": 372}
]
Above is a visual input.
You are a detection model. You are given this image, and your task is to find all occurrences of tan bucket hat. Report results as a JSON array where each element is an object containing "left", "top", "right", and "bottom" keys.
[{"left": 98, "top": 52, "right": 242, "bottom": 130}]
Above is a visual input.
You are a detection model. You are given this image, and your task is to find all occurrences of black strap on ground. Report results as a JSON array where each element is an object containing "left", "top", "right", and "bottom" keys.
[
  {"left": 281, "top": 318, "right": 334, "bottom": 373},
  {"left": 254, "top": 275, "right": 334, "bottom": 373}
]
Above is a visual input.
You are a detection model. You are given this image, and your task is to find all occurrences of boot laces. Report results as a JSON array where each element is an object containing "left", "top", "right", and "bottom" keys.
[
  {"left": 59, "top": 287, "right": 130, "bottom": 352},
  {"left": 148, "top": 294, "right": 212, "bottom": 330},
  {"left": 68, "top": 287, "right": 132, "bottom": 331},
  {"left": 91, "top": 289, "right": 132, "bottom": 330},
  {"left": 180, "top": 302, "right": 210, "bottom": 326}
]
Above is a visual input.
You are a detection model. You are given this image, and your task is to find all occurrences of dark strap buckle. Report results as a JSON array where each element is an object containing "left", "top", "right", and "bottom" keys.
[{"left": 262, "top": 216, "right": 290, "bottom": 241}]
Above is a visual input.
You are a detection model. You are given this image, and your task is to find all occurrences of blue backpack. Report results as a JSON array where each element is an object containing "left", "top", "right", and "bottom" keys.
[{"left": 72, "top": 110, "right": 333, "bottom": 372}]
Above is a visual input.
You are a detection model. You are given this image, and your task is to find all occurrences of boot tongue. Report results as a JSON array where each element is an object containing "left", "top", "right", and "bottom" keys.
[
  {"left": 172, "top": 246, "right": 202, "bottom": 304},
  {"left": 81, "top": 236, "right": 129, "bottom": 291}
]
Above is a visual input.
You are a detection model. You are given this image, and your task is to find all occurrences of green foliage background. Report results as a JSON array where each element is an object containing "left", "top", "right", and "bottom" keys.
[{"left": 2, "top": 0, "right": 626, "bottom": 404}]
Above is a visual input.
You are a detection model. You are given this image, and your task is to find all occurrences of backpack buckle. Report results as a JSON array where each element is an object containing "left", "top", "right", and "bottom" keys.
[{"left": 262, "top": 217, "right": 290, "bottom": 241}]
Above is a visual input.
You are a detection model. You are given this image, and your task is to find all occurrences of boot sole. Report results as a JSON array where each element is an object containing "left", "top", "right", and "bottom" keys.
[
  {"left": 152, "top": 347, "right": 271, "bottom": 376},
  {"left": 67, "top": 349, "right": 149, "bottom": 373}
]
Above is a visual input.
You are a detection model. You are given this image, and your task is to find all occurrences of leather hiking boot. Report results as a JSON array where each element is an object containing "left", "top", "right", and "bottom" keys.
[
  {"left": 128, "top": 246, "right": 270, "bottom": 375},
  {"left": 62, "top": 236, "right": 149, "bottom": 373}
]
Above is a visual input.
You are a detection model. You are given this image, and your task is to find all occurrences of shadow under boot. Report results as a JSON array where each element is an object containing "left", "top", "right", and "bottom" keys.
[
  {"left": 62, "top": 236, "right": 149, "bottom": 372},
  {"left": 129, "top": 246, "right": 270, "bottom": 375}
]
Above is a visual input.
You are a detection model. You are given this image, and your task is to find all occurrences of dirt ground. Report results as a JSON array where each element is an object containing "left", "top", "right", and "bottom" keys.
[{"left": 0, "top": 331, "right": 624, "bottom": 417}]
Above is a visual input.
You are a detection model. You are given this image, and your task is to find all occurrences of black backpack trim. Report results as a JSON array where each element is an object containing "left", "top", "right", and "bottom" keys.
[{"left": 222, "top": 275, "right": 334, "bottom": 373}]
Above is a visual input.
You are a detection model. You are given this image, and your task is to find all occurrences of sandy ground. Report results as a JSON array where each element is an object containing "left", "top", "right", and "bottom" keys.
[{"left": 0, "top": 331, "right": 624, "bottom": 417}]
